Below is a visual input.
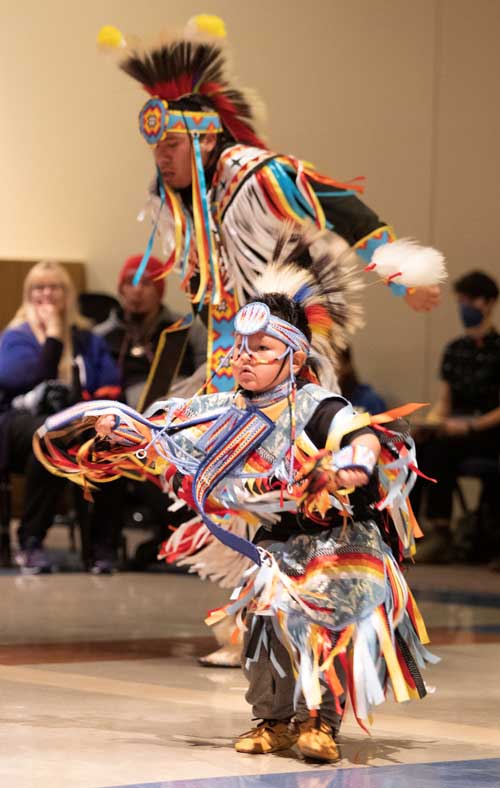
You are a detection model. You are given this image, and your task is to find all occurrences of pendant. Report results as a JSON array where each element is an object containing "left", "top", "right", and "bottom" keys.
[{"left": 130, "top": 344, "right": 146, "bottom": 358}]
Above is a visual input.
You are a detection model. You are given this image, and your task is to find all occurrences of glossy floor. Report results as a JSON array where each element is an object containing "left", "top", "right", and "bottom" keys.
[{"left": 1, "top": 558, "right": 500, "bottom": 788}]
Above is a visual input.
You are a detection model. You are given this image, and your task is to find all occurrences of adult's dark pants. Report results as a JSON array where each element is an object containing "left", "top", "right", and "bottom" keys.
[
  {"left": 8, "top": 411, "right": 121, "bottom": 558},
  {"left": 411, "top": 429, "right": 500, "bottom": 521},
  {"left": 85, "top": 478, "right": 174, "bottom": 565}
]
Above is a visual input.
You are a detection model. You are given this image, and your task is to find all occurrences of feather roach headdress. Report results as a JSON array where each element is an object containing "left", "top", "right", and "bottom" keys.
[
  {"left": 97, "top": 15, "right": 265, "bottom": 297},
  {"left": 254, "top": 223, "right": 365, "bottom": 388},
  {"left": 98, "top": 16, "right": 265, "bottom": 148}
]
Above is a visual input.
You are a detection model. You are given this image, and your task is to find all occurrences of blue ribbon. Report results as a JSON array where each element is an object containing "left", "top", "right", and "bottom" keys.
[
  {"left": 180, "top": 211, "right": 192, "bottom": 279},
  {"left": 191, "top": 133, "right": 217, "bottom": 306},
  {"left": 133, "top": 170, "right": 166, "bottom": 287},
  {"left": 192, "top": 408, "right": 275, "bottom": 565}
]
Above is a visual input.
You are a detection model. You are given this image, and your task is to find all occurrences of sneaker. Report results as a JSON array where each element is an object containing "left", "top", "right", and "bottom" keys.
[
  {"left": 234, "top": 719, "right": 298, "bottom": 754},
  {"left": 14, "top": 548, "right": 52, "bottom": 575},
  {"left": 297, "top": 716, "right": 339, "bottom": 762},
  {"left": 90, "top": 559, "right": 114, "bottom": 575}
]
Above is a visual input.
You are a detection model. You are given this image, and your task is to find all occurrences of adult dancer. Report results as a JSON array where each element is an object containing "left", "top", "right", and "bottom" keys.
[{"left": 97, "top": 15, "right": 445, "bottom": 395}]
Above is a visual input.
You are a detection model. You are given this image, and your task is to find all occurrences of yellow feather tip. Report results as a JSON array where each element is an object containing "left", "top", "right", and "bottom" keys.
[
  {"left": 96, "top": 25, "right": 125, "bottom": 51},
  {"left": 186, "top": 14, "right": 227, "bottom": 38}
]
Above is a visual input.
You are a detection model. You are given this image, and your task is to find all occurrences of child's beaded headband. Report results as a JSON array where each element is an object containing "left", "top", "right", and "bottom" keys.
[{"left": 233, "top": 302, "right": 310, "bottom": 361}]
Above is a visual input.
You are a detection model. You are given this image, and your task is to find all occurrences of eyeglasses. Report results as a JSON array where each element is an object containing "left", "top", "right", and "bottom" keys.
[{"left": 31, "top": 283, "right": 64, "bottom": 292}]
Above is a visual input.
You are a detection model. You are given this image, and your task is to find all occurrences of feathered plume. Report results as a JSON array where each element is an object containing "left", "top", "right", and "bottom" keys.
[
  {"left": 255, "top": 223, "right": 364, "bottom": 388},
  {"left": 370, "top": 238, "right": 447, "bottom": 286},
  {"left": 118, "top": 18, "right": 265, "bottom": 149}
]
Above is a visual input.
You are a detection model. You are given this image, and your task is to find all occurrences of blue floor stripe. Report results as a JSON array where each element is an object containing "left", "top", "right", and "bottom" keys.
[
  {"left": 468, "top": 624, "right": 500, "bottom": 633},
  {"left": 103, "top": 757, "right": 500, "bottom": 788}
]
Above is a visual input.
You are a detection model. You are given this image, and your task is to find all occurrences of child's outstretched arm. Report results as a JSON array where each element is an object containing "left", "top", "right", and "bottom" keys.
[{"left": 33, "top": 400, "right": 168, "bottom": 490}]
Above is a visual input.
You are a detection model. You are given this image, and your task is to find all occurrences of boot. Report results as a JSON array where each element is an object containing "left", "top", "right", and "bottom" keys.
[
  {"left": 297, "top": 715, "right": 339, "bottom": 762},
  {"left": 234, "top": 719, "right": 298, "bottom": 754}
]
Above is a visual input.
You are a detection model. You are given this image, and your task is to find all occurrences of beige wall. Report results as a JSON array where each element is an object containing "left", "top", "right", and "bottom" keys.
[
  {"left": 427, "top": 0, "right": 500, "bottom": 402},
  {"left": 1, "top": 0, "right": 499, "bottom": 404}
]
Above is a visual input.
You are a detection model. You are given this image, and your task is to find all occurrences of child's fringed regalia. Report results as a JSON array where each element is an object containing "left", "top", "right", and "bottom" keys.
[
  {"left": 33, "top": 224, "right": 438, "bottom": 731},
  {"left": 97, "top": 15, "right": 446, "bottom": 392}
]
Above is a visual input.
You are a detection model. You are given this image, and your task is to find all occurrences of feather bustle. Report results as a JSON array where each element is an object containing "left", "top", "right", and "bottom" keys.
[{"left": 254, "top": 223, "right": 364, "bottom": 387}]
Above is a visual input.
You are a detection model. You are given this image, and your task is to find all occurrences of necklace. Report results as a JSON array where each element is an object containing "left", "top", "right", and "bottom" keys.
[{"left": 242, "top": 380, "right": 293, "bottom": 408}]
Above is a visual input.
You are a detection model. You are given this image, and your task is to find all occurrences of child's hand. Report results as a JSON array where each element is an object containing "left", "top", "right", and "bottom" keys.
[
  {"left": 335, "top": 468, "right": 369, "bottom": 490},
  {"left": 331, "top": 442, "right": 378, "bottom": 490},
  {"left": 95, "top": 414, "right": 116, "bottom": 437}
]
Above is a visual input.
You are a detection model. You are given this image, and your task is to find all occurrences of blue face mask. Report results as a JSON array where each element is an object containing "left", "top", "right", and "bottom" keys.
[{"left": 459, "top": 303, "right": 484, "bottom": 328}]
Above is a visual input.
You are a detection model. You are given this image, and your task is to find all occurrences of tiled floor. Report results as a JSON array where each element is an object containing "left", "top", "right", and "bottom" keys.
[{"left": 1, "top": 551, "right": 500, "bottom": 788}]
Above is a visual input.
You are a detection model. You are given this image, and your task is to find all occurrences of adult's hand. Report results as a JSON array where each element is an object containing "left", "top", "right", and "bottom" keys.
[
  {"left": 37, "top": 303, "right": 63, "bottom": 338},
  {"left": 441, "top": 417, "right": 470, "bottom": 437},
  {"left": 404, "top": 285, "right": 441, "bottom": 312}
]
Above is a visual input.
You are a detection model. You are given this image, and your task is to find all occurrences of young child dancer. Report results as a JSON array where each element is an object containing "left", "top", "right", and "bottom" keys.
[{"left": 35, "top": 227, "right": 436, "bottom": 762}]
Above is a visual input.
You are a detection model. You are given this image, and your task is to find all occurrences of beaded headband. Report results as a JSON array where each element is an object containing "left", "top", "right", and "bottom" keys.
[
  {"left": 139, "top": 98, "right": 223, "bottom": 145},
  {"left": 234, "top": 302, "right": 310, "bottom": 354}
]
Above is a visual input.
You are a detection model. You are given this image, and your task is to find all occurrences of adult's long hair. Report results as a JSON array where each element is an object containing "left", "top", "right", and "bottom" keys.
[{"left": 9, "top": 260, "right": 90, "bottom": 384}]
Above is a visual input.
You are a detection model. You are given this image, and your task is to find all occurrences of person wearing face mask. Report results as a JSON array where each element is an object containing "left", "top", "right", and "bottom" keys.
[{"left": 411, "top": 270, "right": 500, "bottom": 562}]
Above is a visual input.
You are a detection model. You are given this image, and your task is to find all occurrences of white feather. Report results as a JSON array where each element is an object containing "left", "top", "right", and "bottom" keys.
[
  {"left": 257, "top": 264, "right": 312, "bottom": 299},
  {"left": 371, "top": 238, "right": 447, "bottom": 286}
]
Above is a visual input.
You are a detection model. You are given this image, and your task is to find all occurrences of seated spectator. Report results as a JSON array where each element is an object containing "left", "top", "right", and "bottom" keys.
[
  {"left": 95, "top": 254, "right": 207, "bottom": 407},
  {"left": 95, "top": 255, "right": 207, "bottom": 570},
  {"left": 411, "top": 270, "right": 500, "bottom": 562},
  {"left": 0, "top": 260, "right": 121, "bottom": 574},
  {"left": 337, "top": 346, "right": 387, "bottom": 414}
]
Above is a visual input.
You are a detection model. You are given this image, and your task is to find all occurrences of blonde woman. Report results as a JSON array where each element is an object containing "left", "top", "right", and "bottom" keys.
[{"left": 0, "top": 261, "right": 120, "bottom": 573}]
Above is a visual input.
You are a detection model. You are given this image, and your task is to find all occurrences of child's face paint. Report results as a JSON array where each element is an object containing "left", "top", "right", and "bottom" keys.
[{"left": 232, "top": 331, "right": 291, "bottom": 393}]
